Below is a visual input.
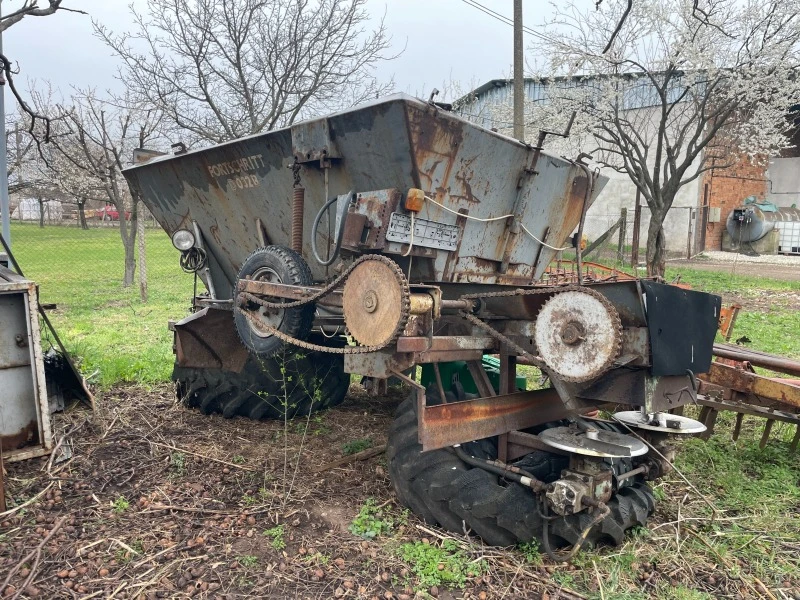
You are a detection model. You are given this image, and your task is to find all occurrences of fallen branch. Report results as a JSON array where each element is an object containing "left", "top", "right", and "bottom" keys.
[
  {"left": 0, "top": 482, "right": 53, "bottom": 518},
  {"left": 0, "top": 515, "right": 67, "bottom": 598},
  {"left": 145, "top": 440, "right": 259, "bottom": 471},
  {"left": 312, "top": 444, "right": 387, "bottom": 474}
]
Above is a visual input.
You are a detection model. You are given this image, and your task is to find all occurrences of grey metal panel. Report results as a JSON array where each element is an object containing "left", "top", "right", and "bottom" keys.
[
  {"left": 0, "top": 267, "right": 53, "bottom": 461},
  {"left": 124, "top": 94, "right": 606, "bottom": 295}
]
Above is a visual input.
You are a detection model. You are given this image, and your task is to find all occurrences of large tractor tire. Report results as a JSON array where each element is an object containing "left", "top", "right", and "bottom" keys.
[
  {"left": 387, "top": 396, "right": 655, "bottom": 549},
  {"left": 174, "top": 350, "right": 350, "bottom": 420}
]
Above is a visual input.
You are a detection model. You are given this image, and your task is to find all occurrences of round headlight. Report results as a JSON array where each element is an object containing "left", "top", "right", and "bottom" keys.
[{"left": 172, "top": 229, "right": 196, "bottom": 251}]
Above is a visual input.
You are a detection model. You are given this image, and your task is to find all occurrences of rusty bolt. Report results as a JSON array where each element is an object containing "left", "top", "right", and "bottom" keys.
[
  {"left": 363, "top": 290, "right": 378, "bottom": 313},
  {"left": 559, "top": 321, "right": 586, "bottom": 345}
]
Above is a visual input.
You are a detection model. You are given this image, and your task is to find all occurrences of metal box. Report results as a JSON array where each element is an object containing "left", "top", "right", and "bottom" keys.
[
  {"left": 707, "top": 207, "right": 721, "bottom": 223},
  {"left": 0, "top": 265, "right": 52, "bottom": 462}
]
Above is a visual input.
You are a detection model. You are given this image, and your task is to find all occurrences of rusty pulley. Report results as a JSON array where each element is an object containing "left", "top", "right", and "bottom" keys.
[
  {"left": 534, "top": 289, "right": 622, "bottom": 382},
  {"left": 342, "top": 257, "right": 410, "bottom": 347}
]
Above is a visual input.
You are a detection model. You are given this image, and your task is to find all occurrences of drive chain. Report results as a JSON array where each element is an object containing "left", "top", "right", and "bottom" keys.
[
  {"left": 237, "top": 254, "right": 410, "bottom": 355},
  {"left": 457, "top": 285, "right": 623, "bottom": 383}
]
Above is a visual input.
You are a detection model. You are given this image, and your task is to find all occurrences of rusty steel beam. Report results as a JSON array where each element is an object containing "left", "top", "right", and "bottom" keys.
[
  {"left": 702, "top": 362, "right": 800, "bottom": 410},
  {"left": 237, "top": 279, "right": 343, "bottom": 307},
  {"left": 697, "top": 397, "right": 800, "bottom": 425},
  {"left": 396, "top": 336, "right": 498, "bottom": 353},
  {"left": 418, "top": 388, "right": 595, "bottom": 451},
  {"left": 712, "top": 343, "right": 800, "bottom": 377}
]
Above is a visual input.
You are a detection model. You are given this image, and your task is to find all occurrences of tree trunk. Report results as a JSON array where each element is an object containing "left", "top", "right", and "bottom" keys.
[
  {"left": 78, "top": 201, "right": 88, "bottom": 230},
  {"left": 119, "top": 207, "right": 138, "bottom": 288},
  {"left": 645, "top": 210, "right": 667, "bottom": 278},
  {"left": 38, "top": 198, "right": 45, "bottom": 228},
  {"left": 137, "top": 201, "right": 148, "bottom": 302}
]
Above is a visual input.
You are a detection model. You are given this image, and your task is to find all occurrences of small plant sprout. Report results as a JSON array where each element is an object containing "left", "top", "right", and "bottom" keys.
[
  {"left": 112, "top": 496, "right": 130, "bottom": 513},
  {"left": 348, "top": 498, "right": 394, "bottom": 539},
  {"left": 263, "top": 524, "right": 286, "bottom": 550},
  {"left": 238, "top": 555, "right": 259, "bottom": 568}
]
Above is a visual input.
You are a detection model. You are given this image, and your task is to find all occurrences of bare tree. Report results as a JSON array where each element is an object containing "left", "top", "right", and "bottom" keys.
[
  {"left": 505, "top": 0, "right": 800, "bottom": 276},
  {"left": 36, "top": 89, "right": 162, "bottom": 285},
  {"left": 96, "top": 0, "right": 394, "bottom": 145},
  {"left": 0, "top": 2, "right": 86, "bottom": 140}
]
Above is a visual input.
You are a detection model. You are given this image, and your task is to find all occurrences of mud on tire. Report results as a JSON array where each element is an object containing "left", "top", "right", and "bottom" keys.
[
  {"left": 173, "top": 350, "right": 350, "bottom": 420},
  {"left": 387, "top": 396, "right": 655, "bottom": 549}
]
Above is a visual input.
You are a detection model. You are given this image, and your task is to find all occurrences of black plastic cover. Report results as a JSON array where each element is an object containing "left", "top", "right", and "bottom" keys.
[{"left": 641, "top": 281, "right": 721, "bottom": 376}]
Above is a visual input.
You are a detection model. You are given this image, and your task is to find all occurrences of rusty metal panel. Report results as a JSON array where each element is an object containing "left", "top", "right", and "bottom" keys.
[
  {"left": 123, "top": 94, "right": 607, "bottom": 296},
  {"left": 174, "top": 307, "right": 250, "bottom": 372},
  {"left": 702, "top": 362, "right": 800, "bottom": 411},
  {"left": 418, "top": 388, "right": 594, "bottom": 451},
  {"left": 0, "top": 266, "right": 53, "bottom": 462}
]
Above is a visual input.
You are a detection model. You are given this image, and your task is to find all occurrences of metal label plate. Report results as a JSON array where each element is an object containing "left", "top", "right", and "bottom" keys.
[{"left": 385, "top": 212, "right": 460, "bottom": 251}]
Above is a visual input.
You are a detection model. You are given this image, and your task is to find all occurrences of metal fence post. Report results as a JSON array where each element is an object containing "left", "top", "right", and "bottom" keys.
[
  {"left": 617, "top": 208, "right": 627, "bottom": 264},
  {"left": 631, "top": 190, "right": 641, "bottom": 268}
]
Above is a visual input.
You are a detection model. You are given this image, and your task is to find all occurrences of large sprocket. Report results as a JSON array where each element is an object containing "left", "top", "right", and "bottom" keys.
[
  {"left": 342, "top": 256, "right": 410, "bottom": 347},
  {"left": 534, "top": 288, "right": 622, "bottom": 383}
]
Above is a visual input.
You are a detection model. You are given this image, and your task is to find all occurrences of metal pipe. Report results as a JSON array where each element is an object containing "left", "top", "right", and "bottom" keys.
[
  {"left": 574, "top": 161, "right": 594, "bottom": 286},
  {"left": 409, "top": 293, "right": 434, "bottom": 315},
  {"left": 291, "top": 186, "right": 305, "bottom": 253},
  {"left": 713, "top": 343, "right": 800, "bottom": 377},
  {"left": 0, "top": 2, "right": 11, "bottom": 253},
  {"left": 440, "top": 299, "right": 474, "bottom": 311},
  {"left": 542, "top": 499, "right": 610, "bottom": 563},
  {"left": 615, "top": 464, "right": 648, "bottom": 483},
  {"left": 452, "top": 445, "right": 546, "bottom": 492}
]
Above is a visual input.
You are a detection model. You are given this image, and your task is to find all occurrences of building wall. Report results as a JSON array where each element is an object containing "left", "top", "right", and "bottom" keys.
[
  {"left": 457, "top": 85, "right": 705, "bottom": 254},
  {"left": 766, "top": 157, "right": 800, "bottom": 207},
  {"left": 702, "top": 157, "right": 767, "bottom": 250}
]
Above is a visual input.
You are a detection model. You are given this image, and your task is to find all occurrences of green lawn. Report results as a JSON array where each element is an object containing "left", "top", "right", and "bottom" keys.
[
  {"left": 8, "top": 223, "right": 193, "bottom": 387},
  {"left": 7, "top": 223, "right": 799, "bottom": 386},
  {"left": 667, "top": 264, "right": 800, "bottom": 359}
]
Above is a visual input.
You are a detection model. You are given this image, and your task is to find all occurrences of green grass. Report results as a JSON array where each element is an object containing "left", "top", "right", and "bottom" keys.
[
  {"left": 667, "top": 264, "right": 800, "bottom": 359},
  {"left": 8, "top": 223, "right": 193, "bottom": 387},
  {"left": 397, "top": 539, "right": 487, "bottom": 590}
]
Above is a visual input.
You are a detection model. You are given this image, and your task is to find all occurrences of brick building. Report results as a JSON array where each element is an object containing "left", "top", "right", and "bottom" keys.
[
  {"left": 458, "top": 77, "right": 799, "bottom": 255},
  {"left": 701, "top": 157, "right": 768, "bottom": 251}
]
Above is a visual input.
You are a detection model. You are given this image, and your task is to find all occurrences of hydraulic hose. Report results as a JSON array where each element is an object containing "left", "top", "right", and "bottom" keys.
[
  {"left": 452, "top": 444, "right": 612, "bottom": 563},
  {"left": 311, "top": 192, "right": 353, "bottom": 267},
  {"left": 542, "top": 496, "right": 610, "bottom": 563},
  {"left": 452, "top": 445, "right": 545, "bottom": 492}
]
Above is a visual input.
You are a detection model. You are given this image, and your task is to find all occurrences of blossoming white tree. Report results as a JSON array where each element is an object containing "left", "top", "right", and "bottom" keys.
[{"left": 485, "top": 0, "right": 800, "bottom": 276}]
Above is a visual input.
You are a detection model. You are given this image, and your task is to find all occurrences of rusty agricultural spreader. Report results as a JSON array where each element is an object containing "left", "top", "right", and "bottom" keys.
[{"left": 124, "top": 94, "right": 721, "bottom": 558}]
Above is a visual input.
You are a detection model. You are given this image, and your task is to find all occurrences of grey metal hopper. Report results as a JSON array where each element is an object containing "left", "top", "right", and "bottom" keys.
[{"left": 123, "top": 94, "right": 606, "bottom": 297}]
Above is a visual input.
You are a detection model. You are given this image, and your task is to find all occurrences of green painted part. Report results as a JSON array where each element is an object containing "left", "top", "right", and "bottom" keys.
[{"left": 420, "top": 357, "right": 527, "bottom": 395}]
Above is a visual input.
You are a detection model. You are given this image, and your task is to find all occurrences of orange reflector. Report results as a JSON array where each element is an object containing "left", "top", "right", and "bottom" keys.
[{"left": 405, "top": 188, "right": 425, "bottom": 212}]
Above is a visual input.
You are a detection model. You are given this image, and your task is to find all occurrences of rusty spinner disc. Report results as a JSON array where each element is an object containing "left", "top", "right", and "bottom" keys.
[
  {"left": 342, "top": 257, "right": 410, "bottom": 347},
  {"left": 534, "top": 289, "right": 622, "bottom": 383}
]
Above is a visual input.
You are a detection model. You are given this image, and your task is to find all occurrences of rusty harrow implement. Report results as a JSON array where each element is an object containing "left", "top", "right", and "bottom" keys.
[
  {"left": 695, "top": 305, "right": 800, "bottom": 449},
  {"left": 124, "top": 94, "right": 722, "bottom": 559}
]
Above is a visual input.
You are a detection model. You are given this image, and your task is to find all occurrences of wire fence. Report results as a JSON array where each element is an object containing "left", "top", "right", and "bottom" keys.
[{"left": 580, "top": 204, "right": 706, "bottom": 270}]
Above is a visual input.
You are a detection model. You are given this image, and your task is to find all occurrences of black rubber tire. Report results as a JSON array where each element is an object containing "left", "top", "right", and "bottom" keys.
[
  {"left": 387, "top": 396, "right": 655, "bottom": 549},
  {"left": 173, "top": 350, "right": 350, "bottom": 420},
  {"left": 234, "top": 246, "right": 314, "bottom": 357}
]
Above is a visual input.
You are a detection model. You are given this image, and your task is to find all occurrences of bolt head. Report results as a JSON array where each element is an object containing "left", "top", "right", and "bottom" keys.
[
  {"left": 363, "top": 290, "right": 378, "bottom": 313},
  {"left": 560, "top": 320, "right": 586, "bottom": 345}
]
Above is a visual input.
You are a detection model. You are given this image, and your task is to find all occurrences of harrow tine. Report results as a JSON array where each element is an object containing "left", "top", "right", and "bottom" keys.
[
  {"left": 698, "top": 406, "right": 718, "bottom": 441},
  {"left": 791, "top": 426, "right": 800, "bottom": 454},
  {"left": 732, "top": 412, "right": 744, "bottom": 442},
  {"left": 759, "top": 419, "right": 775, "bottom": 450}
]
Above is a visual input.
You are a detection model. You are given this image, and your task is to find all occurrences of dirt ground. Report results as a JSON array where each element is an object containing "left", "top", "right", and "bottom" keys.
[{"left": 2, "top": 380, "right": 798, "bottom": 600}]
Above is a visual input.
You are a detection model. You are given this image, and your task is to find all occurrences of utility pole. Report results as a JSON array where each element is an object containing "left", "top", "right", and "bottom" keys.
[
  {"left": 0, "top": 2, "right": 10, "bottom": 251},
  {"left": 513, "top": 0, "right": 524, "bottom": 141}
]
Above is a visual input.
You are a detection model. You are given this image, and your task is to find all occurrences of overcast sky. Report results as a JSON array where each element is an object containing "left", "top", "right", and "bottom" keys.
[{"left": 3, "top": 0, "right": 530, "bottom": 105}]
